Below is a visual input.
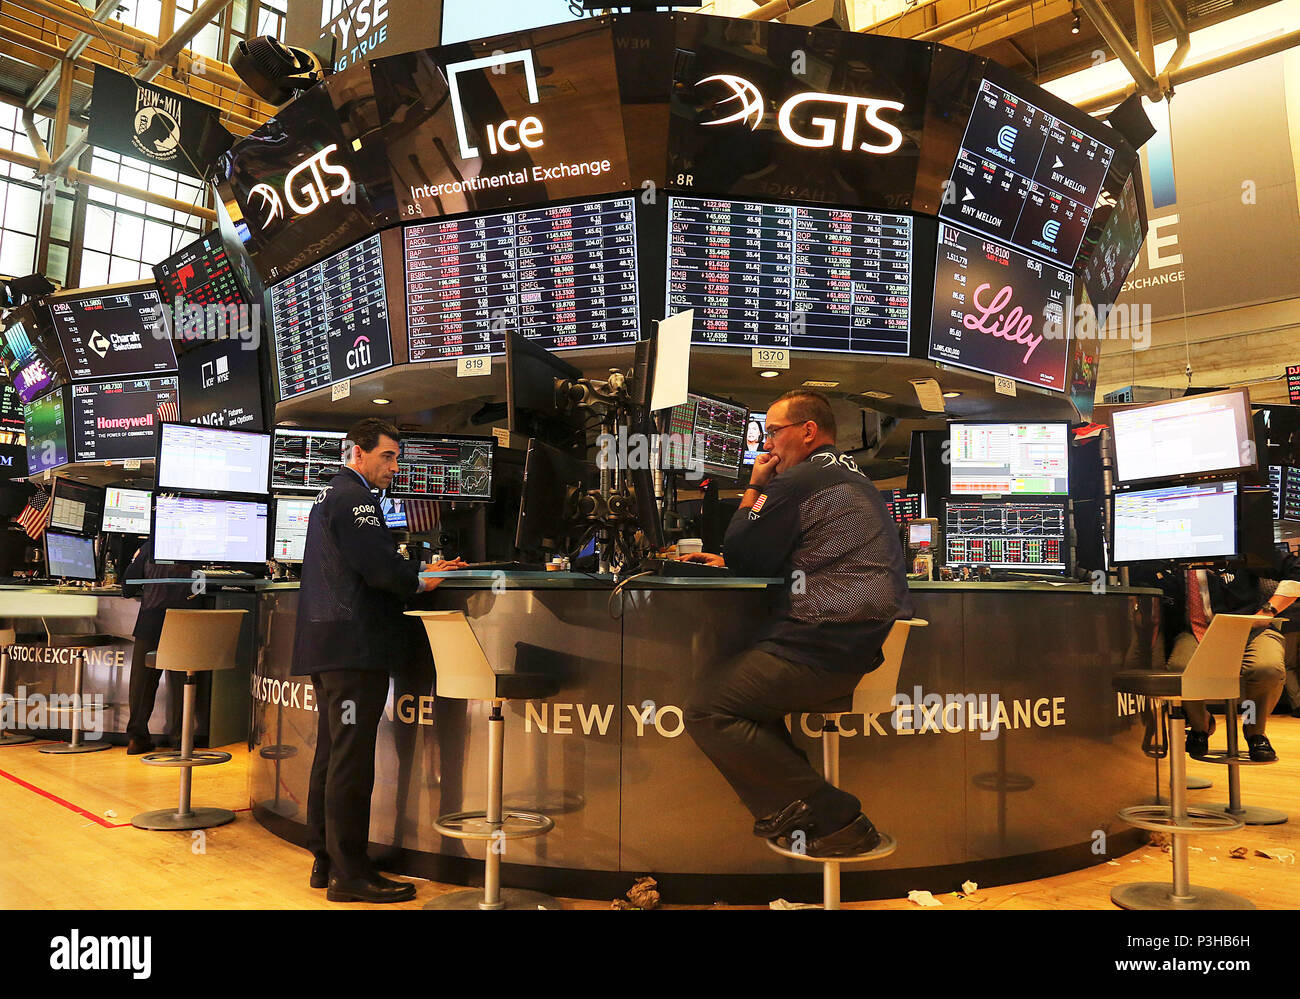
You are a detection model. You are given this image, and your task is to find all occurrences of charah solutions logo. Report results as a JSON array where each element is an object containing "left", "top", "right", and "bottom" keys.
[
  {"left": 50, "top": 931, "right": 151, "bottom": 979},
  {"left": 698, "top": 74, "right": 905, "bottom": 154},
  {"left": 247, "top": 144, "right": 352, "bottom": 229}
]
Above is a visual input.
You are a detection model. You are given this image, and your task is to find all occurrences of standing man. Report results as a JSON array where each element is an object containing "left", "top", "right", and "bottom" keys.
[
  {"left": 122, "top": 538, "right": 194, "bottom": 754},
  {"left": 292, "top": 418, "right": 464, "bottom": 903},
  {"left": 680, "top": 391, "right": 912, "bottom": 857}
]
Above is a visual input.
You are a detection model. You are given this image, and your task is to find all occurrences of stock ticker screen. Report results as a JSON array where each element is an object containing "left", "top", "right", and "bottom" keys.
[
  {"left": 48, "top": 289, "right": 178, "bottom": 381},
  {"left": 70, "top": 376, "right": 178, "bottom": 462},
  {"left": 661, "top": 393, "right": 749, "bottom": 480},
  {"left": 666, "top": 197, "right": 913, "bottom": 354},
  {"left": 271, "top": 428, "right": 347, "bottom": 493},
  {"left": 389, "top": 435, "right": 494, "bottom": 501},
  {"left": 944, "top": 500, "right": 1067, "bottom": 571},
  {"left": 880, "top": 489, "right": 923, "bottom": 524},
  {"left": 269, "top": 233, "right": 393, "bottom": 399},
  {"left": 403, "top": 198, "right": 640, "bottom": 359},
  {"left": 153, "top": 231, "right": 247, "bottom": 312},
  {"left": 939, "top": 74, "right": 1115, "bottom": 268}
]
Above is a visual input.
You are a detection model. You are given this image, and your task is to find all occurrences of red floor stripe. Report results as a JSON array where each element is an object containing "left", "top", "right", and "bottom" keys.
[{"left": 0, "top": 768, "right": 252, "bottom": 826}]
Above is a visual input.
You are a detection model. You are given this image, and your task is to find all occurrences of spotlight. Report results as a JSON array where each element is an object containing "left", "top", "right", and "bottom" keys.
[
  {"left": 760, "top": 370, "right": 780, "bottom": 379},
  {"left": 231, "top": 36, "right": 328, "bottom": 106},
  {"left": 0, "top": 273, "right": 56, "bottom": 309}
]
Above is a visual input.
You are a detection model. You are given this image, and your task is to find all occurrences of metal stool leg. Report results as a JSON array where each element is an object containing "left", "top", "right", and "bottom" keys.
[
  {"left": 1204, "top": 700, "right": 1288, "bottom": 826},
  {"left": 822, "top": 716, "right": 841, "bottom": 911},
  {"left": 1111, "top": 704, "right": 1253, "bottom": 910},
  {"left": 0, "top": 646, "right": 34, "bottom": 746},
  {"left": 132, "top": 671, "right": 234, "bottom": 831},
  {"left": 40, "top": 650, "right": 110, "bottom": 754}
]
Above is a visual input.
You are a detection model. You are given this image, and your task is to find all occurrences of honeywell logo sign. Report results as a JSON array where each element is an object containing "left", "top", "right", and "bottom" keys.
[
  {"left": 247, "top": 144, "right": 353, "bottom": 229},
  {"left": 97, "top": 414, "right": 153, "bottom": 431},
  {"left": 698, "top": 74, "right": 905, "bottom": 154}
]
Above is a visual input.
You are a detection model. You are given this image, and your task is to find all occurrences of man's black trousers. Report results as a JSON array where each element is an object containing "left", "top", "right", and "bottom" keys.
[
  {"left": 306, "top": 670, "right": 391, "bottom": 881},
  {"left": 684, "top": 647, "right": 866, "bottom": 831}
]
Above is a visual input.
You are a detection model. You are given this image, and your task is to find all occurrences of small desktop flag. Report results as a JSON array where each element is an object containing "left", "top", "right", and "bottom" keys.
[
  {"left": 16, "top": 483, "right": 50, "bottom": 539},
  {"left": 404, "top": 499, "right": 440, "bottom": 535}
]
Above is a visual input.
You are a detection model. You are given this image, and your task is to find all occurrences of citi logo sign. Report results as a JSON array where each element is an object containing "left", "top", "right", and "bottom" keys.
[
  {"left": 698, "top": 74, "right": 904, "bottom": 154},
  {"left": 346, "top": 334, "right": 371, "bottom": 371},
  {"left": 247, "top": 144, "right": 352, "bottom": 229},
  {"left": 447, "top": 49, "right": 545, "bottom": 160}
]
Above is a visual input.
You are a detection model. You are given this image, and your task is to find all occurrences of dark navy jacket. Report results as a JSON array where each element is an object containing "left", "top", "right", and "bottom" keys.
[
  {"left": 291, "top": 468, "right": 421, "bottom": 676},
  {"left": 724, "top": 445, "right": 913, "bottom": 673}
]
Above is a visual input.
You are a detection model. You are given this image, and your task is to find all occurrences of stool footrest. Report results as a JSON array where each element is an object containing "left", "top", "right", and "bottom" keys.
[
  {"left": 141, "top": 750, "right": 231, "bottom": 768},
  {"left": 1195, "top": 750, "right": 1275, "bottom": 767},
  {"left": 131, "top": 806, "right": 235, "bottom": 831},
  {"left": 1117, "top": 803, "right": 1244, "bottom": 834},
  {"left": 433, "top": 809, "right": 554, "bottom": 842},
  {"left": 766, "top": 831, "right": 898, "bottom": 864}
]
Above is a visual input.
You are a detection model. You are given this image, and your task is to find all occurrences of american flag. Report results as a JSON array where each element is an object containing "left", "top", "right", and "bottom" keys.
[
  {"left": 405, "top": 499, "right": 440, "bottom": 534},
  {"left": 157, "top": 400, "right": 179, "bottom": 422},
  {"left": 16, "top": 484, "right": 50, "bottom": 539}
]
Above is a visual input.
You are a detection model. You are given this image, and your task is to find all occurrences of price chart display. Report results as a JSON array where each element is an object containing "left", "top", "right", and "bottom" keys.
[
  {"left": 390, "top": 435, "right": 494, "bottom": 501},
  {"left": 269, "top": 233, "right": 393, "bottom": 399},
  {"left": 944, "top": 500, "right": 1066, "bottom": 570},
  {"left": 666, "top": 197, "right": 912, "bottom": 354},
  {"left": 404, "top": 198, "right": 639, "bottom": 360},
  {"left": 940, "top": 76, "right": 1115, "bottom": 267},
  {"left": 154, "top": 232, "right": 245, "bottom": 311}
]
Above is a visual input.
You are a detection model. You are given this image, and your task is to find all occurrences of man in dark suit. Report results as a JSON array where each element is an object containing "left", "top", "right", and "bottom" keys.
[{"left": 292, "top": 418, "right": 463, "bottom": 903}]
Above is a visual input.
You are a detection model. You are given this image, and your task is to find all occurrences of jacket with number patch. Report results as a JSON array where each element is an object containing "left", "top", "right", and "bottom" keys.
[
  {"left": 291, "top": 468, "right": 421, "bottom": 676},
  {"left": 724, "top": 445, "right": 913, "bottom": 673}
]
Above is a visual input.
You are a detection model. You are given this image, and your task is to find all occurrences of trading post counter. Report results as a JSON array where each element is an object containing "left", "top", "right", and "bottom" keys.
[{"left": 249, "top": 576, "right": 1163, "bottom": 903}]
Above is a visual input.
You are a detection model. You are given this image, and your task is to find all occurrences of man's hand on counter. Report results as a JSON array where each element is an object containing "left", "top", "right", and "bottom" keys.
[
  {"left": 677, "top": 553, "right": 726, "bottom": 568},
  {"left": 419, "top": 559, "right": 469, "bottom": 591}
]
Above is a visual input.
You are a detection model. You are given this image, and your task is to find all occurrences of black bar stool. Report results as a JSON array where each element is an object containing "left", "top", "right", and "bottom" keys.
[
  {"left": 407, "top": 610, "right": 560, "bottom": 911},
  {"left": 766, "top": 618, "right": 927, "bottom": 910},
  {"left": 132, "top": 609, "right": 247, "bottom": 831},
  {"left": 1199, "top": 698, "right": 1287, "bottom": 825}
]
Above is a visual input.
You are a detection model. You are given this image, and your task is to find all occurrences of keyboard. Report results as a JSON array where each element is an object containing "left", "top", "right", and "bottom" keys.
[
  {"left": 631, "top": 558, "right": 732, "bottom": 578},
  {"left": 194, "top": 569, "right": 260, "bottom": 579}
]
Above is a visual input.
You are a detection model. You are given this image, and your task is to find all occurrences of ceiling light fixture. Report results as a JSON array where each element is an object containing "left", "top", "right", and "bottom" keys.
[{"left": 760, "top": 370, "right": 780, "bottom": 378}]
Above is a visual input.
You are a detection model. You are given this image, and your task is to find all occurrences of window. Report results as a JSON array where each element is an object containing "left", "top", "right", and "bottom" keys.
[
  {"left": 111, "top": 0, "right": 163, "bottom": 35},
  {"left": 0, "top": 106, "right": 53, "bottom": 278},
  {"left": 174, "top": 0, "right": 225, "bottom": 61},
  {"left": 256, "top": 0, "right": 288, "bottom": 41}
]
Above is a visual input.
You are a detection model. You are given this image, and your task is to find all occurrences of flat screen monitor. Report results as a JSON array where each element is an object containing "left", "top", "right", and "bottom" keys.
[
  {"left": 516, "top": 438, "right": 597, "bottom": 553},
  {"left": 943, "top": 499, "right": 1068, "bottom": 571},
  {"left": 271, "top": 428, "right": 347, "bottom": 493},
  {"left": 45, "top": 530, "right": 97, "bottom": 581},
  {"left": 882, "top": 489, "right": 924, "bottom": 524},
  {"left": 1080, "top": 171, "right": 1144, "bottom": 327},
  {"left": 666, "top": 196, "right": 913, "bottom": 355},
  {"left": 949, "top": 422, "right": 1069, "bottom": 496},
  {"left": 103, "top": 486, "right": 152, "bottom": 535},
  {"left": 1281, "top": 466, "right": 1300, "bottom": 521},
  {"left": 381, "top": 494, "right": 406, "bottom": 530},
  {"left": 156, "top": 423, "right": 271, "bottom": 495},
  {"left": 268, "top": 232, "right": 393, "bottom": 400},
  {"left": 271, "top": 495, "right": 314, "bottom": 563},
  {"left": 47, "top": 287, "right": 177, "bottom": 381},
  {"left": 661, "top": 392, "right": 748, "bottom": 480},
  {"left": 742, "top": 412, "right": 766, "bottom": 467},
  {"left": 930, "top": 222, "right": 1074, "bottom": 392},
  {"left": 69, "top": 376, "right": 178, "bottom": 462},
  {"left": 0, "top": 381, "right": 24, "bottom": 428},
  {"left": 24, "top": 389, "right": 69, "bottom": 474},
  {"left": 153, "top": 494, "right": 268, "bottom": 566},
  {"left": 1111, "top": 389, "right": 1255, "bottom": 486},
  {"left": 1112, "top": 481, "right": 1240, "bottom": 564},
  {"left": 153, "top": 230, "right": 249, "bottom": 315},
  {"left": 938, "top": 69, "right": 1117, "bottom": 267},
  {"left": 404, "top": 197, "right": 640, "bottom": 360},
  {"left": 390, "top": 434, "right": 494, "bottom": 501},
  {"left": 177, "top": 337, "right": 265, "bottom": 430},
  {"left": 2, "top": 307, "right": 67, "bottom": 404},
  {"left": 49, "top": 478, "right": 104, "bottom": 536},
  {"left": 908, "top": 521, "right": 934, "bottom": 545},
  {"left": 505, "top": 332, "right": 585, "bottom": 455},
  {"left": 1269, "top": 464, "right": 1283, "bottom": 520}
]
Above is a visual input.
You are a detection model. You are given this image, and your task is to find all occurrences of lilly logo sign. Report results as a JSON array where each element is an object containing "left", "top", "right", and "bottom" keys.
[
  {"left": 698, "top": 74, "right": 905, "bottom": 154},
  {"left": 248, "top": 144, "right": 353, "bottom": 229},
  {"left": 446, "top": 49, "right": 545, "bottom": 160}
]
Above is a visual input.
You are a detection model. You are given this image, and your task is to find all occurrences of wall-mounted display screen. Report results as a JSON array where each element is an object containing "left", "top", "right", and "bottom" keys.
[
  {"left": 881, "top": 488, "right": 924, "bottom": 524},
  {"left": 667, "top": 197, "right": 913, "bottom": 354},
  {"left": 24, "top": 389, "right": 69, "bottom": 474},
  {"left": 177, "top": 338, "right": 264, "bottom": 430},
  {"left": 103, "top": 486, "right": 152, "bottom": 535},
  {"left": 271, "top": 428, "right": 346, "bottom": 493},
  {"left": 390, "top": 434, "right": 494, "bottom": 501},
  {"left": 930, "top": 222, "right": 1073, "bottom": 391},
  {"left": 1080, "top": 171, "right": 1144, "bottom": 327},
  {"left": 1113, "top": 481, "right": 1239, "bottom": 564},
  {"left": 661, "top": 392, "right": 749, "bottom": 480},
  {"left": 949, "top": 422, "right": 1069, "bottom": 496},
  {"left": 938, "top": 72, "right": 1115, "bottom": 267},
  {"left": 154, "top": 230, "right": 248, "bottom": 311},
  {"left": 153, "top": 494, "right": 268, "bottom": 565},
  {"left": 70, "top": 376, "right": 178, "bottom": 463},
  {"left": 156, "top": 423, "right": 271, "bottom": 495},
  {"left": 48, "top": 288, "right": 177, "bottom": 381},
  {"left": 1111, "top": 389, "right": 1255, "bottom": 486},
  {"left": 269, "top": 233, "right": 393, "bottom": 399},
  {"left": 2, "top": 309, "right": 68, "bottom": 404},
  {"left": 404, "top": 198, "right": 639, "bottom": 359},
  {"left": 943, "top": 499, "right": 1067, "bottom": 570}
]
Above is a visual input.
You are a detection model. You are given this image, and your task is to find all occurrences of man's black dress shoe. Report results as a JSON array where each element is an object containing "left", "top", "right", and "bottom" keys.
[
  {"left": 310, "top": 856, "right": 329, "bottom": 889},
  {"left": 780, "top": 814, "right": 882, "bottom": 859},
  {"left": 326, "top": 874, "right": 416, "bottom": 903},
  {"left": 126, "top": 738, "right": 154, "bottom": 756},
  {"left": 753, "top": 800, "right": 816, "bottom": 840},
  {"left": 1185, "top": 729, "right": 1210, "bottom": 759},
  {"left": 1246, "top": 734, "right": 1277, "bottom": 763}
]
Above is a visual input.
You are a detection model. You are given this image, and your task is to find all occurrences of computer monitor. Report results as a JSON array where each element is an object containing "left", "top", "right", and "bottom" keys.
[
  {"left": 47, "top": 285, "right": 177, "bottom": 381},
  {"left": 48, "top": 478, "right": 105, "bottom": 537},
  {"left": 271, "top": 495, "right": 314, "bottom": 563},
  {"left": 45, "top": 530, "right": 97, "bottom": 581},
  {"left": 948, "top": 422, "right": 1070, "bottom": 496},
  {"left": 881, "top": 489, "right": 924, "bottom": 525},
  {"left": 505, "top": 332, "right": 585, "bottom": 455},
  {"left": 152, "top": 494, "right": 269, "bottom": 566},
  {"left": 271, "top": 427, "right": 346, "bottom": 493},
  {"left": 1111, "top": 389, "right": 1255, "bottom": 486},
  {"left": 660, "top": 392, "right": 748, "bottom": 481},
  {"left": 1112, "top": 481, "right": 1240, "bottom": 565},
  {"left": 389, "top": 434, "right": 494, "bottom": 501},
  {"left": 381, "top": 494, "right": 406, "bottom": 530},
  {"left": 742, "top": 412, "right": 766, "bottom": 467},
  {"left": 156, "top": 423, "right": 271, "bottom": 496},
  {"left": 908, "top": 520, "right": 935, "bottom": 545},
  {"left": 103, "top": 486, "right": 152, "bottom": 535},
  {"left": 24, "top": 387, "right": 70, "bottom": 475},
  {"left": 943, "top": 499, "right": 1068, "bottom": 572},
  {"left": 515, "top": 438, "right": 597, "bottom": 553}
]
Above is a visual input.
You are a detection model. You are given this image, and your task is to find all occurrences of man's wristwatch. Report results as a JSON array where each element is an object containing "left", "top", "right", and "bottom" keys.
[{"left": 1258, "top": 604, "right": 1278, "bottom": 617}]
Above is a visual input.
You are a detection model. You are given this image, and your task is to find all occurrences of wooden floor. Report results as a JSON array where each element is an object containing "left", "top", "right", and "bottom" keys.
[{"left": 1, "top": 716, "right": 1298, "bottom": 910}]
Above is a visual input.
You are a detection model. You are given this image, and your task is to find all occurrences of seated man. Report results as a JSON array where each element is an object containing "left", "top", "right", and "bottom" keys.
[
  {"left": 1167, "top": 559, "right": 1300, "bottom": 762},
  {"left": 680, "top": 390, "right": 912, "bottom": 857}
]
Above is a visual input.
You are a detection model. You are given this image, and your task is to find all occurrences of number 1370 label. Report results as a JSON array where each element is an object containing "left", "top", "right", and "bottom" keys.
[{"left": 752, "top": 348, "right": 789, "bottom": 370}]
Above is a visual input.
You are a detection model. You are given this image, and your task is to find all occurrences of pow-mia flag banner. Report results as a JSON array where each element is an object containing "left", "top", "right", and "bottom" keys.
[{"left": 88, "top": 68, "right": 233, "bottom": 180}]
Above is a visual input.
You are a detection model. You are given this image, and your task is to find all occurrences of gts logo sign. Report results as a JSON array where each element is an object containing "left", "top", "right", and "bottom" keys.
[{"left": 247, "top": 144, "right": 352, "bottom": 229}]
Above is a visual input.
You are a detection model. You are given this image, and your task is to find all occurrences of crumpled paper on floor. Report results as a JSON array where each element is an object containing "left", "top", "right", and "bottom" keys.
[
  {"left": 1254, "top": 848, "right": 1295, "bottom": 863},
  {"left": 907, "top": 890, "right": 943, "bottom": 907},
  {"left": 769, "top": 898, "right": 819, "bottom": 910},
  {"left": 611, "top": 876, "right": 661, "bottom": 909}
]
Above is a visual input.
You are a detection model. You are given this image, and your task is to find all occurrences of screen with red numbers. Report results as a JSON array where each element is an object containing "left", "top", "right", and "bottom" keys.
[{"left": 153, "top": 231, "right": 247, "bottom": 311}]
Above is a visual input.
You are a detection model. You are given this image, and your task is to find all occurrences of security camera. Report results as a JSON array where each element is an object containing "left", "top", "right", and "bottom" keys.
[{"left": 231, "top": 36, "right": 327, "bottom": 106}]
